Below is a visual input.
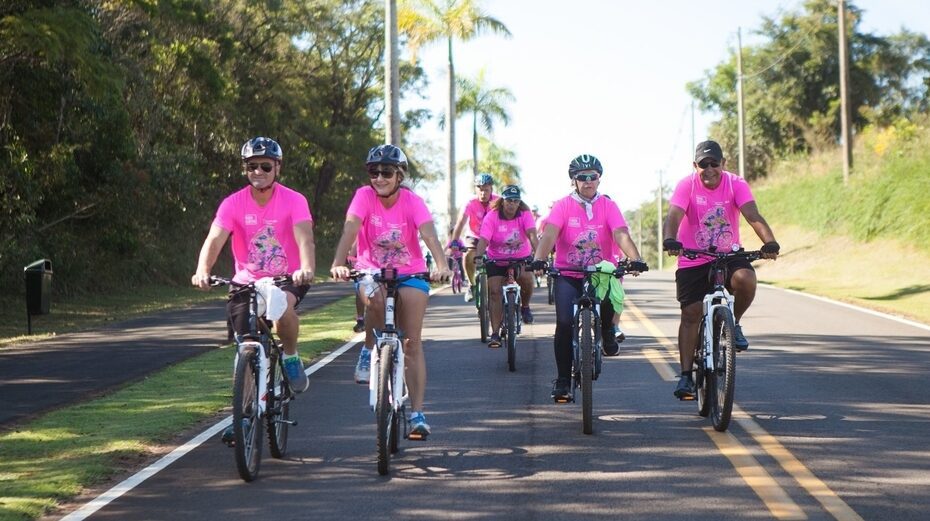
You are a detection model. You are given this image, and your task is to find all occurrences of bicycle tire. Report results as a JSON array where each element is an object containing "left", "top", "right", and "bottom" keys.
[
  {"left": 711, "top": 308, "right": 736, "bottom": 431},
  {"left": 478, "top": 272, "right": 490, "bottom": 342},
  {"left": 267, "top": 355, "right": 290, "bottom": 458},
  {"left": 376, "top": 341, "right": 394, "bottom": 475},
  {"left": 233, "top": 346, "right": 264, "bottom": 481},
  {"left": 505, "top": 291, "right": 517, "bottom": 372},
  {"left": 695, "top": 321, "right": 710, "bottom": 417},
  {"left": 547, "top": 275, "right": 555, "bottom": 305},
  {"left": 580, "top": 309, "right": 594, "bottom": 435}
]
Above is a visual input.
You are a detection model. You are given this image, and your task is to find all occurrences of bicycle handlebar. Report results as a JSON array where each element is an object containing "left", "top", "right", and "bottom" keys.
[
  {"left": 346, "top": 269, "right": 430, "bottom": 284},
  {"left": 681, "top": 248, "right": 762, "bottom": 262},
  {"left": 209, "top": 275, "right": 293, "bottom": 289}
]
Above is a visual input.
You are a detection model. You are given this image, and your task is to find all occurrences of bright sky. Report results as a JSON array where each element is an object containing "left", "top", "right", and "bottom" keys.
[{"left": 401, "top": 0, "right": 930, "bottom": 229}]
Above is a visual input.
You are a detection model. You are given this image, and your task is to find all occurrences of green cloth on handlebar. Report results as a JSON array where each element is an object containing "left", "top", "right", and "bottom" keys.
[{"left": 593, "top": 260, "right": 624, "bottom": 313}]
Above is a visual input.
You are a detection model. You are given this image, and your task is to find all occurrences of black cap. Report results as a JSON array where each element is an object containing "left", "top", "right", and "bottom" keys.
[
  {"left": 501, "top": 185, "right": 521, "bottom": 200},
  {"left": 694, "top": 140, "right": 723, "bottom": 163}
]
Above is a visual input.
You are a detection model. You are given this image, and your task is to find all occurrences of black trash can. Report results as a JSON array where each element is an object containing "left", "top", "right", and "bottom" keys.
[{"left": 24, "top": 259, "right": 53, "bottom": 316}]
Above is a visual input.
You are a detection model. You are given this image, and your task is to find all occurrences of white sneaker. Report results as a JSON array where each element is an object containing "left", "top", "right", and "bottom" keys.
[
  {"left": 354, "top": 348, "right": 371, "bottom": 384},
  {"left": 614, "top": 326, "right": 626, "bottom": 343}
]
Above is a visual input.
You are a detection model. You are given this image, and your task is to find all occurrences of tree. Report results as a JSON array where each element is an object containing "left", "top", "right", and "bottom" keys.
[
  {"left": 398, "top": 0, "right": 510, "bottom": 227},
  {"left": 454, "top": 68, "right": 514, "bottom": 179},
  {"left": 458, "top": 136, "right": 520, "bottom": 186}
]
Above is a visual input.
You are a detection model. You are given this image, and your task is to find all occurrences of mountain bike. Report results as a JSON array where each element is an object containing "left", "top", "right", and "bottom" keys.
[
  {"left": 486, "top": 257, "right": 531, "bottom": 372},
  {"left": 548, "top": 261, "right": 640, "bottom": 434},
  {"left": 352, "top": 268, "right": 430, "bottom": 475},
  {"left": 448, "top": 244, "right": 467, "bottom": 294},
  {"left": 210, "top": 276, "right": 298, "bottom": 482},
  {"left": 681, "top": 247, "right": 762, "bottom": 432}
]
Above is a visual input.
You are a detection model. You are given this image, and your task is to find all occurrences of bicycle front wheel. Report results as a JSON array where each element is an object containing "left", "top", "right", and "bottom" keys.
[
  {"left": 505, "top": 291, "right": 518, "bottom": 372},
  {"left": 711, "top": 308, "right": 736, "bottom": 431},
  {"left": 478, "top": 272, "right": 490, "bottom": 342},
  {"left": 695, "top": 321, "right": 710, "bottom": 417},
  {"left": 376, "top": 342, "right": 395, "bottom": 475},
  {"left": 233, "top": 346, "right": 264, "bottom": 481},
  {"left": 579, "top": 309, "right": 594, "bottom": 435},
  {"left": 267, "top": 355, "right": 290, "bottom": 458}
]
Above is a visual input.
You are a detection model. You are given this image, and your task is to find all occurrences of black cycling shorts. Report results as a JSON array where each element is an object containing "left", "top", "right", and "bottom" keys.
[
  {"left": 675, "top": 258, "right": 754, "bottom": 308},
  {"left": 227, "top": 283, "right": 309, "bottom": 336}
]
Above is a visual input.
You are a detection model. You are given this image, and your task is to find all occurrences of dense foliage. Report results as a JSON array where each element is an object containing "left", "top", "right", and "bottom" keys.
[
  {"left": 1, "top": 0, "right": 427, "bottom": 295},
  {"left": 688, "top": 0, "right": 930, "bottom": 179}
]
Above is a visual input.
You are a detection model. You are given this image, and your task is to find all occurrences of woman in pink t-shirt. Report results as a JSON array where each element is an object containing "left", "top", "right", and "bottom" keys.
[
  {"left": 531, "top": 154, "right": 647, "bottom": 402},
  {"left": 330, "top": 145, "right": 451, "bottom": 439},
  {"left": 474, "top": 185, "right": 538, "bottom": 348},
  {"left": 448, "top": 173, "right": 499, "bottom": 302}
]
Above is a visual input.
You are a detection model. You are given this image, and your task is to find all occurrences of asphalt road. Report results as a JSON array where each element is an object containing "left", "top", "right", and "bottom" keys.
[
  {"left": 55, "top": 273, "right": 930, "bottom": 520},
  {"left": 0, "top": 282, "right": 353, "bottom": 427}
]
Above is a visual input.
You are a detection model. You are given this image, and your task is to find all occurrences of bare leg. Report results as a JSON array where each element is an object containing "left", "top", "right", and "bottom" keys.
[
  {"left": 517, "top": 271, "right": 535, "bottom": 305},
  {"left": 396, "top": 287, "right": 429, "bottom": 411},
  {"left": 678, "top": 302, "right": 702, "bottom": 372},
  {"left": 488, "top": 276, "right": 503, "bottom": 334},
  {"left": 730, "top": 268, "right": 757, "bottom": 322},
  {"left": 274, "top": 292, "right": 300, "bottom": 356}
]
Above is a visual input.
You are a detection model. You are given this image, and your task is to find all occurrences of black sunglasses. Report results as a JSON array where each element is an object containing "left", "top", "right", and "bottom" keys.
[
  {"left": 698, "top": 159, "right": 720, "bottom": 169},
  {"left": 368, "top": 168, "right": 397, "bottom": 180},
  {"left": 573, "top": 172, "right": 601, "bottom": 182},
  {"left": 246, "top": 162, "right": 274, "bottom": 173}
]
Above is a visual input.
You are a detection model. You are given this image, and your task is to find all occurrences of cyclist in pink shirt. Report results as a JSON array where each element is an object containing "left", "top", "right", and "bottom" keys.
[
  {"left": 663, "top": 140, "right": 779, "bottom": 400},
  {"left": 531, "top": 154, "right": 647, "bottom": 402},
  {"left": 331, "top": 145, "right": 451, "bottom": 439},
  {"left": 474, "top": 185, "right": 538, "bottom": 348},
  {"left": 449, "top": 173, "right": 499, "bottom": 302}
]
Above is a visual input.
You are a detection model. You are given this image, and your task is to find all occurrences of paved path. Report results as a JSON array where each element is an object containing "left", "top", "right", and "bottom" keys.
[{"left": 0, "top": 282, "right": 354, "bottom": 427}]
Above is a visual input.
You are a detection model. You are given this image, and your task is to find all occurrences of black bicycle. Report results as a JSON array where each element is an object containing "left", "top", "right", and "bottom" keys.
[
  {"left": 210, "top": 276, "right": 297, "bottom": 482},
  {"left": 681, "top": 248, "right": 762, "bottom": 432},
  {"left": 548, "top": 261, "right": 643, "bottom": 434}
]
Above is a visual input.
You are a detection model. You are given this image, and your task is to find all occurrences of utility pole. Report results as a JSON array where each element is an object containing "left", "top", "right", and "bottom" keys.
[
  {"left": 838, "top": 0, "right": 853, "bottom": 183},
  {"left": 737, "top": 27, "right": 746, "bottom": 178},
  {"left": 656, "top": 170, "right": 663, "bottom": 271},
  {"left": 385, "top": 0, "right": 401, "bottom": 144}
]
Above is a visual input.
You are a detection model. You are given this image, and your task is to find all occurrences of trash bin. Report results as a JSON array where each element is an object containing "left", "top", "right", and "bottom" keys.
[{"left": 24, "top": 259, "right": 53, "bottom": 316}]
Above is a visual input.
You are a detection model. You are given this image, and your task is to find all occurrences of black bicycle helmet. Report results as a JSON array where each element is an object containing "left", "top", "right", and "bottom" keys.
[
  {"left": 365, "top": 144, "right": 408, "bottom": 169},
  {"left": 568, "top": 154, "right": 603, "bottom": 178},
  {"left": 241, "top": 137, "right": 283, "bottom": 161}
]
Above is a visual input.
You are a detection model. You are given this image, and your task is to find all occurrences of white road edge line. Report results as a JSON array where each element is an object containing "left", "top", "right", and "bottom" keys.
[
  {"left": 61, "top": 283, "right": 447, "bottom": 521},
  {"left": 764, "top": 284, "right": 930, "bottom": 332}
]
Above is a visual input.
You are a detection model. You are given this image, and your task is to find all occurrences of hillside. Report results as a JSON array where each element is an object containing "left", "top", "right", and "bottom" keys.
[{"left": 742, "top": 120, "right": 930, "bottom": 324}]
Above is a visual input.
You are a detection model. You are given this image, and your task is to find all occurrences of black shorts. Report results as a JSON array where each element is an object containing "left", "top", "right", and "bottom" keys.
[
  {"left": 675, "top": 258, "right": 754, "bottom": 308},
  {"left": 227, "top": 283, "right": 309, "bottom": 336},
  {"left": 484, "top": 261, "right": 524, "bottom": 279}
]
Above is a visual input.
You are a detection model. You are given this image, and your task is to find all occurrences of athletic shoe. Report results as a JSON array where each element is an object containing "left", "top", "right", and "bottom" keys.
[
  {"left": 602, "top": 338, "right": 621, "bottom": 357},
  {"left": 354, "top": 348, "right": 371, "bottom": 384},
  {"left": 551, "top": 377, "right": 571, "bottom": 402},
  {"left": 221, "top": 418, "right": 250, "bottom": 447},
  {"left": 464, "top": 288, "right": 474, "bottom": 302},
  {"left": 488, "top": 333, "right": 502, "bottom": 348},
  {"left": 674, "top": 375, "right": 695, "bottom": 400},
  {"left": 353, "top": 319, "right": 365, "bottom": 333},
  {"left": 614, "top": 325, "right": 626, "bottom": 343},
  {"left": 408, "top": 412, "right": 431, "bottom": 439},
  {"left": 283, "top": 355, "right": 309, "bottom": 393},
  {"left": 521, "top": 307, "right": 534, "bottom": 324},
  {"left": 733, "top": 324, "right": 749, "bottom": 351}
]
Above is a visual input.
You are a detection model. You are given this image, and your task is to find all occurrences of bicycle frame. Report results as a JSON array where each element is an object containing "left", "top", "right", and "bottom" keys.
[
  {"left": 368, "top": 275, "right": 407, "bottom": 414},
  {"left": 699, "top": 269, "right": 733, "bottom": 374}
]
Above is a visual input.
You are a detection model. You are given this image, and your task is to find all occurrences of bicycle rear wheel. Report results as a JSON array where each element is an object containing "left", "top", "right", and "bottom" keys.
[
  {"left": 376, "top": 341, "right": 395, "bottom": 475},
  {"left": 711, "top": 308, "right": 736, "bottom": 431},
  {"left": 233, "top": 346, "right": 264, "bottom": 481},
  {"left": 579, "top": 309, "right": 594, "bottom": 435},
  {"left": 505, "top": 291, "right": 517, "bottom": 372},
  {"left": 478, "top": 272, "right": 490, "bottom": 342},
  {"left": 267, "top": 355, "right": 290, "bottom": 458}
]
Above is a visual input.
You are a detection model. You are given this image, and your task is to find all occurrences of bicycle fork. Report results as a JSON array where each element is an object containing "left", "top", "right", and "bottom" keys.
[
  {"left": 235, "top": 341, "right": 269, "bottom": 415},
  {"left": 701, "top": 293, "right": 734, "bottom": 372}
]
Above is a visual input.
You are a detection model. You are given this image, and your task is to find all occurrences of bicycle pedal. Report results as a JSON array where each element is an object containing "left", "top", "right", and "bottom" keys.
[
  {"left": 407, "top": 432, "right": 428, "bottom": 441},
  {"left": 678, "top": 395, "right": 696, "bottom": 401},
  {"left": 553, "top": 396, "right": 572, "bottom": 404}
]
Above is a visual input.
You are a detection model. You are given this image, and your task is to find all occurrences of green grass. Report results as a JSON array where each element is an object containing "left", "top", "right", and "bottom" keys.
[{"left": 0, "top": 296, "right": 358, "bottom": 521}]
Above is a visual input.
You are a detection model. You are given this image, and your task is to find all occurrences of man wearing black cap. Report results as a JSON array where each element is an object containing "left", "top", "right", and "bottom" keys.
[{"left": 662, "top": 140, "right": 780, "bottom": 400}]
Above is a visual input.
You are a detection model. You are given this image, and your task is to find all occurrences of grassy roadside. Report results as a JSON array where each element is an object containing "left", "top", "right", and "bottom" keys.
[{"left": 0, "top": 296, "right": 358, "bottom": 521}]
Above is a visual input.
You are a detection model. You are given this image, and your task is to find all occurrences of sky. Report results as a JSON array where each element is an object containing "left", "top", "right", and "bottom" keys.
[{"left": 398, "top": 0, "right": 930, "bottom": 229}]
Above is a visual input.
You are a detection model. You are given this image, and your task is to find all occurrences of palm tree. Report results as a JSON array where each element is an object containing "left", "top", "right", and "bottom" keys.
[
  {"left": 399, "top": 0, "right": 511, "bottom": 227},
  {"left": 456, "top": 68, "right": 514, "bottom": 179},
  {"left": 458, "top": 136, "right": 521, "bottom": 186}
]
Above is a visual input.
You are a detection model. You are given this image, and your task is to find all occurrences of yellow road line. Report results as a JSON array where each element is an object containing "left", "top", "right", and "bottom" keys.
[
  {"left": 705, "top": 427, "right": 807, "bottom": 520},
  {"left": 626, "top": 298, "right": 864, "bottom": 521}
]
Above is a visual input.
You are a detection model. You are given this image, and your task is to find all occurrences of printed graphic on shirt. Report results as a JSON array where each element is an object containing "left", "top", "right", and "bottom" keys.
[
  {"left": 247, "top": 225, "right": 287, "bottom": 275},
  {"left": 569, "top": 230, "right": 604, "bottom": 266},
  {"left": 372, "top": 228, "right": 411, "bottom": 267},
  {"left": 499, "top": 230, "right": 524, "bottom": 256},
  {"left": 695, "top": 206, "right": 735, "bottom": 250}
]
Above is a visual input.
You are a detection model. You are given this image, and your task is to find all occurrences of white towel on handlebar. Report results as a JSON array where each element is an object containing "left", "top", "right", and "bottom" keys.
[{"left": 255, "top": 278, "right": 288, "bottom": 321}]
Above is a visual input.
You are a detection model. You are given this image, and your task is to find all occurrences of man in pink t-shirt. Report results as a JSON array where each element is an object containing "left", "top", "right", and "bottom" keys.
[
  {"left": 531, "top": 154, "right": 648, "bottom": 402},
  {"left": 449, "top": 173, "right": 499, "bottom": 302},
  {"left": 663, "top": 140, "right": 780, "bottom": 400},
  {"left": 192, "top": 137, "right": 316, "bottom": 407}
]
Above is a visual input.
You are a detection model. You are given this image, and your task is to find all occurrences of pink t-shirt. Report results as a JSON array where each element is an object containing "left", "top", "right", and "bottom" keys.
[
  {"left": 347, "top": 186, "right": 432, "bottom": 275},
  {"left": 668, "top": 170, "right": 755, "bottom": 269},
  {"left": 546, "top": 194, "right": 628, "bottom": 273},
  {"left": 213, "top": 184, "right": 313, "bottom": 283},
  {"left": 479, "top": 209, "right": 536, "bottom": 260},
  {"left": 464, "top": 195, "right": 500, "bottom": 237}
]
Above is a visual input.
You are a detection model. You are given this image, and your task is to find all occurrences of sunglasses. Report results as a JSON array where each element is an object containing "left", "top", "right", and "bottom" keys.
[
  {"left": 368, "top": 168, "right": 398, "bottom": 180},
  {"left": 245, "top": 162, "right": 274, "bottom": 173},
  {"left": 573, "top": 172, "right": 601, "bottom": 182},
  {"left": 503, "top": 198, "right": 521, "bottom": 203},
  {"left": 698, "top": 159, "right": 720, "bottom": 169}
]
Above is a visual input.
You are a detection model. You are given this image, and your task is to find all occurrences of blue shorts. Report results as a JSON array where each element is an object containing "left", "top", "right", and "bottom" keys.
[{"left": 400, "top": 277, "right": 431, "bottom": 295}]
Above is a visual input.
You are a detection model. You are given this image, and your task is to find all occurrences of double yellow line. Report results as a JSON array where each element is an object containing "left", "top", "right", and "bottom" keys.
[{"left": 625, "top": 299, "right": 864, "bottom": 521}]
